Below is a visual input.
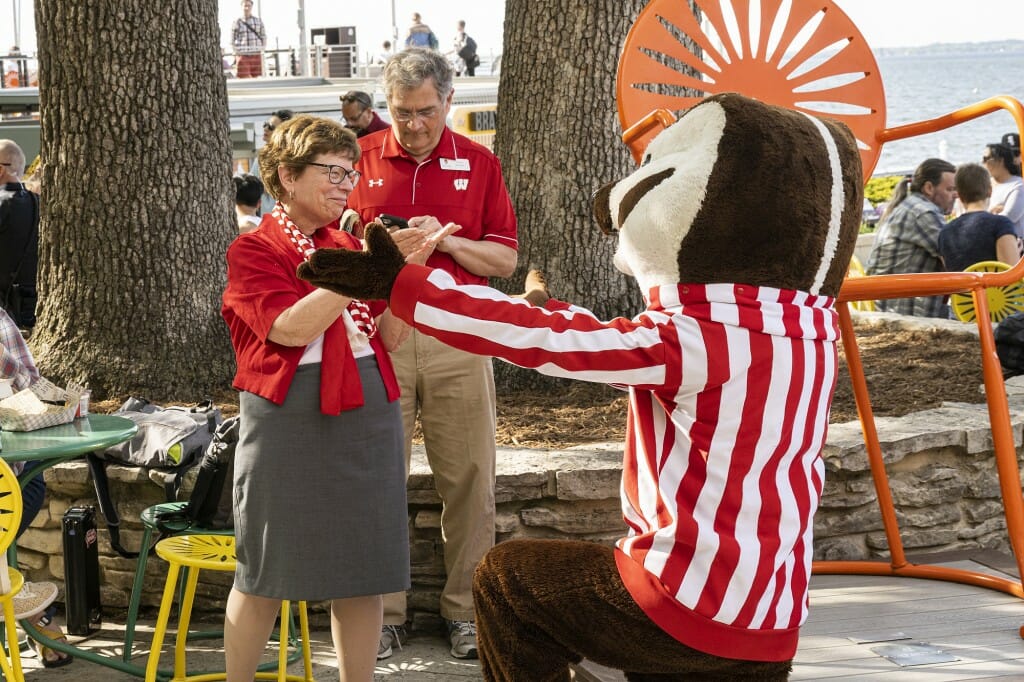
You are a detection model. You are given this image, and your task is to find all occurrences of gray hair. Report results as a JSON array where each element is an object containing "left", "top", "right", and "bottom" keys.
[
  {"left": 382, "top": 48, "right": 453, "bottom": 103},
  {"left": 0, "top": 139, "right": 26, "bottom": 176}
]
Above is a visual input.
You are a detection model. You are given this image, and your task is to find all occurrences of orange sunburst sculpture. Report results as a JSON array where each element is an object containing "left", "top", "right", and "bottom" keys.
[{"left": 617, "top": 0, "right": 886, "bottom": 179}]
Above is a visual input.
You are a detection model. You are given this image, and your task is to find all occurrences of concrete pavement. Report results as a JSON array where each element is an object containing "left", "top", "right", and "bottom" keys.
[{"left": 16, "top": 616, "right": 485, "bottom": 681}]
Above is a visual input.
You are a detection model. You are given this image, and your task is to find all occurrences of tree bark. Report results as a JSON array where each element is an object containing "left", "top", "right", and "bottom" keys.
[
  {"left": 32, "top": 0, "right": 235, "bottom": 398},
  {"left": 494, "top": 0, "right": 698, "bottom": 391}
]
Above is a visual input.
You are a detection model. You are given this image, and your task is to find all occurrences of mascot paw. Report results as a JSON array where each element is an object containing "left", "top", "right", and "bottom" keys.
[
  {"left": 297, "top": 223, "right": 406, "bottom": 300},
  {"left": 517, "top": 269, "right": 551, "bottom": 307}
]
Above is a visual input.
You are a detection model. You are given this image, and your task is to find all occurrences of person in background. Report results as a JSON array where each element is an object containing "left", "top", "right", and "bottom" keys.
[
  {"left": 866, "top": 158, "right": 957, "bottom": 318},
  {"left": 221, "top": 114, "right": 450, "bottom": 680},
  {"left": 376, "top": 41, "right": 393, "bottom": 65},
  {"left": 233, "top": 173, "right": 263, "bottom": 234},
  {"left": 253, "top": 109, "right": 294, "bottom": 216},
  {"left": 452, "top": 21, "right": 478, "bottom": 77},
  {"left": 983, "top": 142, "right": 1024, "bottom": 233},
  {"left": 405, "top": 13, "right": 436, "bottom": 49},
  {"left": 0, "top": 139, "right": 38, "bottom": 331},
  {"left": 0, "top": 308, "right": 70, "bottom": 668},
  {"left": 340, "top": 91, "right": 389, "bottom": 138},
  {"left": 231, "top": 0, "right": 265, "bottom": 78},
  {"left": 346, "top": 47, "right": 518, "bottom": 662},
  {"left": 938, "top": 163, "right": 1020, "bottom": 273}
]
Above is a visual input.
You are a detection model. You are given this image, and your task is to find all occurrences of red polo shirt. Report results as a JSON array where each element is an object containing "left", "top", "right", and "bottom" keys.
[{"left": 348, "top": 126, "right": 517, "bottom": 286}]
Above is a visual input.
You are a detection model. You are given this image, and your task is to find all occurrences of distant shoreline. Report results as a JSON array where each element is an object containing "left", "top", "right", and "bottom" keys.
[{"left": 873, "top": 39, "right": 1024, "bottom": 58}]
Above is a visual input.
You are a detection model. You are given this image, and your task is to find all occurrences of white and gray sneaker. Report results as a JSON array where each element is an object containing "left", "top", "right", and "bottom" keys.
[
  {"left": 446, "top": 619, "right": 478, "bottom": 659},
  {"left": 378, "top": 625, "right": 404, "bottom": 660}
]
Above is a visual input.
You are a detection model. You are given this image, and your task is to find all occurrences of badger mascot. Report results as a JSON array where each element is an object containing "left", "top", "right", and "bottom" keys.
[{"left": 300, "top": 93, "right": 863, "bottom": 681}]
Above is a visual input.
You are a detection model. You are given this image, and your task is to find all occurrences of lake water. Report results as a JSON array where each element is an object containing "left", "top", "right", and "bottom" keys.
[{"left": 871, "top": 50, "right": 1024, "bottom": 175}]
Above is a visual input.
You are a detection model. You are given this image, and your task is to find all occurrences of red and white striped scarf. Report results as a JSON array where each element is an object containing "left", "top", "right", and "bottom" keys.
[{"left": 273, "top": 203, "right": 377, "bottom": 344}]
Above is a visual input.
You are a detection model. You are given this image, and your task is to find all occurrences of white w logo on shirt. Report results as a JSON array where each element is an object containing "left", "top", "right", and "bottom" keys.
[{"left": 453, "top": 178, "right": 469, "bottom": 191}]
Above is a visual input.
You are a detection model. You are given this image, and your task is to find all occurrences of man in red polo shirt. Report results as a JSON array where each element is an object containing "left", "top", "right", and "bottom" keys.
[{"left": 346, "top": 47, "right": 517, "bottom": 661}]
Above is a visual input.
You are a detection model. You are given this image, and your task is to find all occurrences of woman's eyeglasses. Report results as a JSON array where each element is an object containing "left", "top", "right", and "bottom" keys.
[
  {"left": 263, "top": 121, "right": 276, "bottom": 131},
  {"left": 307, "top": 162, "right": 362, "bottom": 185},
  {"left": 982, "top": 154, "right": 994, "bottom": 163}
]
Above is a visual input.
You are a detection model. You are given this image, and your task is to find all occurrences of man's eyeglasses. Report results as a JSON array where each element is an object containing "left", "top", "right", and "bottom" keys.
[
  {"left": 307, "top": 162, "right": 362, "bottom": 185},
  {"left": 391, "top": 107, "right": 441, "bottom": 124}
]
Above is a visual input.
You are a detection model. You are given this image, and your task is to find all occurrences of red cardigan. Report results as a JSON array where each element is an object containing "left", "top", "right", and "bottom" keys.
[{"left": 222, "top": 215, "right": 399, "bottom": 413}]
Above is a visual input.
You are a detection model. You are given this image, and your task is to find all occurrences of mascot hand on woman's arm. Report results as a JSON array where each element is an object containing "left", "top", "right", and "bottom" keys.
[{"left": 300, "top": 92, "right": 862, "bottom": 682}]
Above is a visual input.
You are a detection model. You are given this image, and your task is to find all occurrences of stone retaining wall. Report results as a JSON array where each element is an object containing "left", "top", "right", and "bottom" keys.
[{"left": 17, "top": 377, "right": 1024, "bottom": 629}]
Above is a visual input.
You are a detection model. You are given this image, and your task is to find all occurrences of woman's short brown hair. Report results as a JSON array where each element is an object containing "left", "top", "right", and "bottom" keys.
[{"left": 258, "top": 114, "right": 360, "bottom": 200}]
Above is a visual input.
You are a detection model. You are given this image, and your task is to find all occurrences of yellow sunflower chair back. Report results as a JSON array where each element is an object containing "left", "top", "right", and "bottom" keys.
[
  {"left": 846, "top": 255, "right": 876, "bottom": 312},
  {"left": 950, "top": 261, "right": 1024, "bottom": 323},
  {"left": 0, "top": 459, "right": 25, "bottom": 681}
]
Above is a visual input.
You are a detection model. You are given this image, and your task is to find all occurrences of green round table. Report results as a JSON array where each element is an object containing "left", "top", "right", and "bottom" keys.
[{"left": 1, "top": 414, "right": 137, "bottom": 479}]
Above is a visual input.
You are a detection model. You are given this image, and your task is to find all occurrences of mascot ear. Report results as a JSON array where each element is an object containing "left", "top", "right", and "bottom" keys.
[{"left": 297, "top": 223, "right": 406, "bottom": 300}]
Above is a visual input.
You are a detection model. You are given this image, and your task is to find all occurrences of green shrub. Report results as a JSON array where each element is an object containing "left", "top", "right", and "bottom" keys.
[{"left": 865, "top": 174, "right": 902, "bottom": 206}]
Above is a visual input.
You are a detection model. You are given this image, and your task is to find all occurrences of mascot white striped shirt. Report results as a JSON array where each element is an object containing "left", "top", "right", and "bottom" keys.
[{"left": 388, "top": 265, "right": 838, "bottom": 662}]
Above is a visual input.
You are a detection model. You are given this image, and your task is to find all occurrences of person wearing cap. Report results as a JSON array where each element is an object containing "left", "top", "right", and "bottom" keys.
[
  {"left": 1002, "top": 132, "right": 1021, "bottom": 167},
  {"left": 982, "top": 142, "right": 1024, "bottom": 233},
  {"left": 341, "top": 91, "right": 390, "bottom": 138}
]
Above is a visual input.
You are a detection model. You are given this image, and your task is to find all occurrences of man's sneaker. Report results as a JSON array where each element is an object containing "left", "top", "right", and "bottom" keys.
[
  {"left": 377, "top": 625, "right": 403, "bottom": 660},
  {"left": 446, "top": 619, "right": 478, "bottom": 659}
]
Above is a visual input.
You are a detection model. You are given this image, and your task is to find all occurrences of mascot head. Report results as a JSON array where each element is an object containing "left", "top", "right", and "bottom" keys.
[{"left": 594, "top": 93, "right": 863, "bottom": 297}]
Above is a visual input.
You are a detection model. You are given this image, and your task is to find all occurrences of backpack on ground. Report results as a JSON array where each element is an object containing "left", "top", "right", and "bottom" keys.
[
  {"left": 85, "top": 397, "right": 222, "bottom": 558},
  {"left": 996, "top": 312, "right": 1024, "bottom": 378}
]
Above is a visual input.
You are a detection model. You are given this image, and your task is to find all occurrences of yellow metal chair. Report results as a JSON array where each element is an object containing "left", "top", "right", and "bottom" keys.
[
  {"left": 143, "top": 534, "right": 313, "bottom": 682},
  {"left": 0, "top": 459, "right": 25, "bottom": 682},
  {"left": 846, "top": 255, "right": 876, "bottom": 312},
  {"left": 950, "top": 261, "right": 1024, "bottom": 323}
]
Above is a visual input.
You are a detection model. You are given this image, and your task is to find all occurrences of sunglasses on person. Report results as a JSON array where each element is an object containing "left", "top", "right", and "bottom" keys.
[
  {"left": 263, "top": 120, "right": 277, "bottom": 131},
  {"left": 341, "top": 92, "right": 372, "bottom": 108}
]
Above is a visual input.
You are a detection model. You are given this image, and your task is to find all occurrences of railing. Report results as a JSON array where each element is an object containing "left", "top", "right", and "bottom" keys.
[{"left": 1, "top": 54, "right": 36, "bottom": 89}]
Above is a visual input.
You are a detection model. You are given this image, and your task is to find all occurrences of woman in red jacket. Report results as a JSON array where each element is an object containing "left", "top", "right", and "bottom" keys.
[{"left": 221, "top": 115, "right": 444, "bottom": 681}]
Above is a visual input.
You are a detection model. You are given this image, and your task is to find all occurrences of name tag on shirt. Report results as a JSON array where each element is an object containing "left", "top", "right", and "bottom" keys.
[{"left": 439, "top": 158, "right": 471, "bottom": 171}]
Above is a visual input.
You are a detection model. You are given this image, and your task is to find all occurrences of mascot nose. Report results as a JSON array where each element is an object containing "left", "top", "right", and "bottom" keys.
[{"left": 592, "top": 182, "right": 616, "bottom": 235}]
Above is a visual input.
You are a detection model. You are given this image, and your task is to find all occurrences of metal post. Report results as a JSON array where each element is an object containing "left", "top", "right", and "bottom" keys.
[
  {"left": 391, "top": 0, "right": 398, "bottom": 45},
  {"left": 297, "top": 0, "right": 308, "bottom": 76}
]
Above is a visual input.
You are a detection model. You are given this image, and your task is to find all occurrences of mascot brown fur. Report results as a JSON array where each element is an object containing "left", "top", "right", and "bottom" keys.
[{"left": 300, "top": 93, "right": 863, "bottom": 681}]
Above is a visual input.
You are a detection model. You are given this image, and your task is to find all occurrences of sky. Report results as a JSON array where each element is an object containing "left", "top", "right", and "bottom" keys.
[{"left": 2, "top": 0, "right": 1023, "bottom": 60}]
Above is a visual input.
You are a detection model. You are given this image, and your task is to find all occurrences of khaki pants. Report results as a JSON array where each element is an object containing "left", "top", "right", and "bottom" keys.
[{"left": 383, "top": 329, "right": 496, "bottom": 623}]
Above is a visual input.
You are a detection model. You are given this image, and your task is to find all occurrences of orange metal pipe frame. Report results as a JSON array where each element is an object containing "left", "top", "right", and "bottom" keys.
[
  {"left": 821, "top": 95, "right": 1024, "bottom": 609},
  {"left": 622, "top": 96, "right": 1024, "bottom": 627}
]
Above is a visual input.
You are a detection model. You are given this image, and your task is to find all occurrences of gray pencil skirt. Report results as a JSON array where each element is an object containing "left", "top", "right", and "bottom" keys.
[{"left": 233, "top": 357, "right": 410, "bottom": 601}]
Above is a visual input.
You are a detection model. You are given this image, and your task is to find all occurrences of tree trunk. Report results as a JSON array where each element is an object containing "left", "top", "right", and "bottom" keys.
[
  {"left": 494, "top": 0, "right": 697, "bottom": 391},
  {"left": 32, "top": 0, "right": 235, "bottom": 398}
]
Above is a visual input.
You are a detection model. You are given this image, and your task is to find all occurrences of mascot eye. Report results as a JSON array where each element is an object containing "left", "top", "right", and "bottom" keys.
[{"left": 641, "top": 153, "right": 652, "bottom": 167}]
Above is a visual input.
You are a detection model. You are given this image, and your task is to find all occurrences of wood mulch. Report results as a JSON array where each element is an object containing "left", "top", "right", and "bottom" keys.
[{"left": 92, "top": 321, "right": 988, "bottom": 450}]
